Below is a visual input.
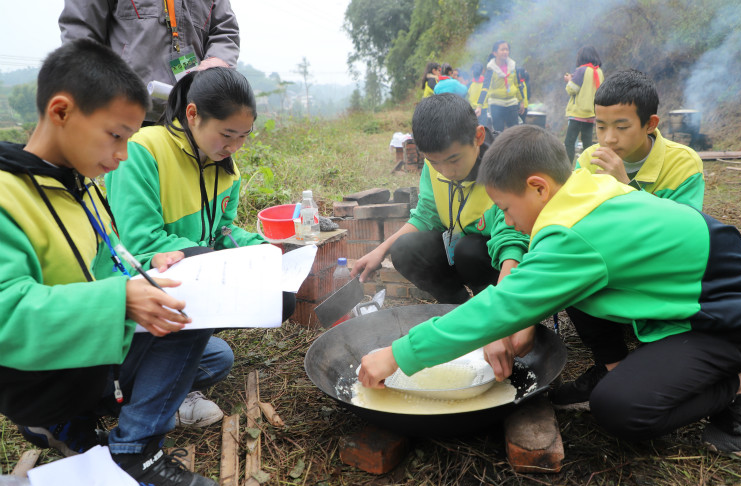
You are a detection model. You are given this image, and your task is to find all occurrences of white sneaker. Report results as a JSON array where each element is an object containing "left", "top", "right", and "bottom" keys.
[{"left": 175, "top": 391, "right": 224, "bottom": 427}]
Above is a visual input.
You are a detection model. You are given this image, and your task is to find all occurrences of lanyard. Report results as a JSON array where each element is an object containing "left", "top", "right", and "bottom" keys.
[
  {"left": 446, "top": 180, "right": 472, "bottom": 235},
  {"left": 164, "top": 0, "right": 180, "bottom": 52},
  {"left": 198, "top": 164, "right": 219, "bottom": 247},
  {"left": 77, "top": 184, "right": 131, "bottom": 277}
]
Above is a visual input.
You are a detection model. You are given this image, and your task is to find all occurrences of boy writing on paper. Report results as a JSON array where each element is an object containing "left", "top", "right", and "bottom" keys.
[{"left": 0, "top": 39, "right": 229, "bottom": 485}]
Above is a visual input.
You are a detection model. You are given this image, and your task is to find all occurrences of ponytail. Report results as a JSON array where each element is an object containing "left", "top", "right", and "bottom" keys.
[{"left": 160, "top": 67, "right": 258, "bottom": 174}]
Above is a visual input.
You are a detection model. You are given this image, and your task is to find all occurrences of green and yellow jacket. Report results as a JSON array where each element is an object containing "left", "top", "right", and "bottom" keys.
[
  {"left": 407, "top": 138, "right": 529, "bottom": 269},
  {"left": 576, "top": 128, "right": 704, "bottom": 209},
  {"left": 0, "top": 142, "right": 136, "bottom": 372},
  {"left": 565, "top": 64, "right": 603, "bottom": 119},
  {"left": 476, "top": 58, "right": 523, "bottom": 108},
  {"left": 105, "top": 124, "right": 265, "bottom": 256},
  {"left": 393, "top": 169, "right": 741, "bottom": 375}
]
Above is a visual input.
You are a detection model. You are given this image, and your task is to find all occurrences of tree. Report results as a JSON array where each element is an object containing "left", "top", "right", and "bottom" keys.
[
  {"left": 8, "top": 82, "right": 37, "bottom": 123},
  {"left": 293, "top": 57, "right": 313, "bottom": 117},
  {"left": 348, "top": 87, "right": 363, "bottom": 112},
  {"left": 363, "top": 66, "right": 383, "bottom": 110}
]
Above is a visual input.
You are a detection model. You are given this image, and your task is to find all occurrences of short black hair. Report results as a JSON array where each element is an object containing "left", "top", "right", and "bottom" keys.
[
  {"left": 594, "top": 69, "right": 658, "bottom": 126},
  {"left": 478, "top": 125, "right": 571, "bottom": 194},
  {"left": 412, "top": 93, "right": 478, "bottom": 153},
  {"left": 37, "top": 39, "right": 149, "bottom": 115},
  {"left": 576, "top": 46, "right": 601, "bottom": 67}
]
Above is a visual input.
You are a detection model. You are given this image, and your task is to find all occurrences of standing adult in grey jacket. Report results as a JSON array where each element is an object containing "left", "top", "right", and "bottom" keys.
[{"left": 59, "top": 0, "right": 240, "bottom": 122}]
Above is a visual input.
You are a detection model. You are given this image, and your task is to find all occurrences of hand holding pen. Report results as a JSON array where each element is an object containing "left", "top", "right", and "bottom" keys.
[{"left": 115, "top": 243, "right": 191, "bottom": 336}]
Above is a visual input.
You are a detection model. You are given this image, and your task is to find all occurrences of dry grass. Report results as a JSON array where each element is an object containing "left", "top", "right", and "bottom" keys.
[{"left": 2, "top": 123, "right": 741, "bottom": 484}]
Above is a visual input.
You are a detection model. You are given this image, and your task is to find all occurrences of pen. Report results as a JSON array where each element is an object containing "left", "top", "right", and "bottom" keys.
[
  {"left": 114, "top": 243, "right": 189, "bottom": 318},
  {"left": 221, "top": 226, "right": 240, "bottom": 248}
]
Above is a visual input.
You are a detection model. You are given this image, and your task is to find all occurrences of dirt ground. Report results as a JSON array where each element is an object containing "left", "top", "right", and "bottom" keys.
[{"left": 2, "top": 161, "right": 741, "bottom": 484}]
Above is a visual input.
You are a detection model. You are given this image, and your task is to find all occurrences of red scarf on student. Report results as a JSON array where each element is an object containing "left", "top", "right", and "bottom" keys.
[{"left": 580, "top": 63, "right": 601, "bottom": 89}]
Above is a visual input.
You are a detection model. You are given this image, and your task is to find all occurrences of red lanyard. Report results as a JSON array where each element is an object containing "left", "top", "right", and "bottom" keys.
[
  {"left": 164, "top": 0, "right": 180, "bottom": 52},
  {"left": 580, "top": 63, "right": 601, "bottom": 89}
]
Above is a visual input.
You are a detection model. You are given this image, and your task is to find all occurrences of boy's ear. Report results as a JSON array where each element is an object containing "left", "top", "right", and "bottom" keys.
[
  {"left": 47, "top": 95, "right": 75, "bottom": 126},
  {"left": 526, "top": 174, "right": 555, "bottom": 202},
  {"left": 474, "top": 125, "right": 487, "bottom": 147},
  {"left": 646, "top": 114, "right": 660, "bottom": 133}
]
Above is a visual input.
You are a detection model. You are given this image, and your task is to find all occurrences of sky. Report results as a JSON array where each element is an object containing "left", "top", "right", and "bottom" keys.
[{"left": 0, "top": 0, "right": 357, "bottom": 85}]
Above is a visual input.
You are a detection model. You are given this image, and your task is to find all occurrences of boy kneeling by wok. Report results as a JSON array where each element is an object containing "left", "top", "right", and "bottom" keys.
[{"left": 358, "top": 125, "right": 741, "bottom": 457}]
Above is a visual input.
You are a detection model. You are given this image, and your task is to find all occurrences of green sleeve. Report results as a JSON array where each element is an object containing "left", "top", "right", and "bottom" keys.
[
  {"left": 407, "top": 164, "right": 444, "bottom": 232},
  {"left": 106, "top": 142, "right": 205, "bottom": 256},
  {"left": 0, "top": 209, "right": 134, "bottom": 371},
  {"left": 214, "top": 178, "right": 266, "bottom": 249},
  {"left": 392, "top": 226, "right": 608, "bottom": 375},
  {"left": 653, "top": 172, "right": 705, "bottom": 210},
  {"left": 485, "top": 205, "right": 529, "bottom": 268}
]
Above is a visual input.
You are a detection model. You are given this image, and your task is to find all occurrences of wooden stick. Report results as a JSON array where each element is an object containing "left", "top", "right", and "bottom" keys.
[
  {"left": 220, "top": 414, "right": 241, "bottom": 486},
  {"left": 11, "top": 449, "right": 40, "bottom": 477},
  {"left": 245, "top": 371, "right": 261, "bottom": 453},
  {"left": 258, "top": 401, "right": 285, "bottom": 427}
]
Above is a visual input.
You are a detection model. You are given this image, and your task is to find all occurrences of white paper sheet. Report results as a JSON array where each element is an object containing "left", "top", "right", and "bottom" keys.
[
  {"left": 281, "top": 245, "right": 318, "bottom": 292},
  {"left": 133, "top": 245, "right": 285, "bottom": 331},
  {"left": 28, "top": 446, "right": 137, "bottom": 486}
]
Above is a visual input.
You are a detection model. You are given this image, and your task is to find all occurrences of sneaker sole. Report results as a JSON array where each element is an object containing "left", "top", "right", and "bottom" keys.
[
  {"left": 175, "top": 412, "right": 224, "bottom": 428},
  {"left": 703, "top": 423, "right": 741, "bottom": 460},
  {"left": 19, "top": 426, "right": 79, "bottom": 457}
]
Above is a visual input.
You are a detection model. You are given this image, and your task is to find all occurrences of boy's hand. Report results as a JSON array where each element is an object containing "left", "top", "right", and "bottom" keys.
[
  {"left": 197, "top": 57, "right": 230, "bottom": 70},
  {"left": 590, "top": 147, "right": 630, "bottom": 184},
  {"left": 358, "top": 346, "right": 398, "bottom": 388},
  {"left": 350, "top": 247, "right": 385, "bottom": 283},
  {"left": 125, "top": 278, "right": 190, "bottom": 337},
  {"left": 564, "top": 73, "right": 572, "bottom": 82},
  {"left": 151, "top": 250, "right": 185, "bottom": 273},
  {"left": 483, "top": 326, "right": 536, "bottom": 381}
]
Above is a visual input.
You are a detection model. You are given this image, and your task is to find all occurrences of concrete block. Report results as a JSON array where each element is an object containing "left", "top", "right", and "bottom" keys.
[
  {"left": 333, "top": 201, "right": 358, "bottom": 218},
  {"left": 337, "top": 219, "right": 383, "bottom": 241},
  {"left": 353, "top": 204, "right": 410, "bottom": 220},
  {"left": 343, "top": 188, "right": 391, "bottom": 206},
  {"left": 504, "top": 396, "right": 564, "bottom": 473},
  {"left": 340, "top": 425, "right": 410, "bottom": 475},
  {"left": 382, "top": 218, "right": 408, "bottom": 239}
]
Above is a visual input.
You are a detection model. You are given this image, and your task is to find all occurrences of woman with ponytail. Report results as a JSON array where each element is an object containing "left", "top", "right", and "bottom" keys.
[
  {"left": 564, "top": 46, "right": 604, "bottom": 164},
  {"left": 105, "top": 67, "right": 295, "bottom": 426}
]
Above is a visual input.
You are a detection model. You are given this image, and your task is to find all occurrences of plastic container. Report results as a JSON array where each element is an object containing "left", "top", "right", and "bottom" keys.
[
  {"left": 257, "top": 204, "right": 297, "bottom": 239},
  {"left": 299, "top": 190, "right": 320, "bottom": 242},
  {"left": 332, "top": 257, "right": 352, "bottom": 326}
]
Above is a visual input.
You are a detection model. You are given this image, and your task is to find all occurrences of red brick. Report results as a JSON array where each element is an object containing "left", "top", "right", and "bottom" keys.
[
  {"left": 394, "top": 147, "right": 404, "bottom": 164},
  {"left": 339, "top": 425, "right": 410, "bottom": 475},
  {"left": 280, "top": 230, "right": 348, "bottom": 275},
  {"left": 343, "top": 188, "right": 391, "bottom": 206},
  {"left": 353, "top": 204, "right": 410, "bottom": 220},
  {"left": 504, "top": 396, "right": 564, "bottom": 473},
  {"left": 337, "top": 219, "right": 383, "bottom": 241},
  {"left": 333, "top": 201, "right": 358, "bottom": 218},
  {"left": 384, "top": 283, "right": 410, "bottom": 299},
  {"left": 363, "top": 282, "right": 383, "bottom": 296},
  {"left": 392, "top": 188, "right": 412, "bottom": 204},
  {"left": 291, "top": 299, "right": 322, "bottom": 328},
  {"left": 346, "top": 241, "right": 380, "bottom": 260},
  {"left": 382, "top": 219, "right": 408, "bottom": 239},
  {"left": 295, "top": 268, "right": 333, "bottom": 301},
  {"left": 378, "top": 267, "right": 411, "bottom": 284},
  {"left": 408, "top": 287, "right": 435, "bottom": 301}
]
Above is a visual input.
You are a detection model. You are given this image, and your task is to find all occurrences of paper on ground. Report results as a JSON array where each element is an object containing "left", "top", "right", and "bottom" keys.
[
  {"left": 133, "top": 245, "right": 296, "bottom": 331},
  {"left": 28, "top": 445, "right": 136, "bottom": 486}
]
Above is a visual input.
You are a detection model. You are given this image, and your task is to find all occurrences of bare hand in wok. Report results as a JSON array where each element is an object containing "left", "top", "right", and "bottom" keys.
[
  {"left": 483, "top": 326, "right": 536, "bottom": 381},
  {"left": 358, "top": 346, "right": 398, "bottom": 388}
]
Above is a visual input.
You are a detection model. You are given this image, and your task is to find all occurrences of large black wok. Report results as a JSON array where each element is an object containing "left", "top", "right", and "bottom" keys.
[{"left": 304, "top": 304, "right": 567, "bottom": 437}]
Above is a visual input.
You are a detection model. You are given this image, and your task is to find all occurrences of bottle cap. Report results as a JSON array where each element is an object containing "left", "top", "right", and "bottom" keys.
[
  {"left": 302, "top": 190, "right": 313, "bottom": 198},
  {"left": 338, "top": 257, "right": 347, "bottom": 265}
]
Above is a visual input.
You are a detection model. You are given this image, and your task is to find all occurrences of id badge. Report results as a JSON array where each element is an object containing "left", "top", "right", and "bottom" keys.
[
  {"left": 442, "top": 229, "right": 462, "bottom": 266},
  {"left": 169, "top": 46, "right": 199, "bottom": 81}
]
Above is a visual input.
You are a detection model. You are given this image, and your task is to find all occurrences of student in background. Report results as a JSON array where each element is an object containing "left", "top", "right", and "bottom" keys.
[
  {"left": 475, "top": 41, "right": 524, "bottom": 131},
  {"left": 468, "top": 62, "right": 489, "bottom": 127},
  {"left": 434, "top": 64, "right": 469, "bottom": 98},
  {"left": 563, "top": 46, "right": 604, "bottom": 164},
  {"left": 421, "top": 62, "right": 441, "bottom": 98}
]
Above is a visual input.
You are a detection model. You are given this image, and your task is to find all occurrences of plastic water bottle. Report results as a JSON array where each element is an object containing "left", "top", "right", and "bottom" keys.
[
  {"left": 300, "top": 190, "right": 319, "bottom": 242},
  {"left": 332, "top": 257, "right": 352, "bottom": 326}
]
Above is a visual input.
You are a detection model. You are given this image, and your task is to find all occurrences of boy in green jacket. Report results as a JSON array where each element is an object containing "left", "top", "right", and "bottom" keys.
[
  {"left": 351, "top": 93, "right": 529, "bottom": 304},
  {"left": 553, "top": 69, "right": 706, "bottom": 410},
  {"left": 0, "top": 40, "right": 229, "bottom": 485},
  {"left": 358, "top": 125, "right": 741, "bottom": 456}
]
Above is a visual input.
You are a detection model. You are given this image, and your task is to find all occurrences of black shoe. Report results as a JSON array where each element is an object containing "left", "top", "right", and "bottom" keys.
[
  {"left": 18, "top": 415, "right": 107, "bottom": 457},
  {"left": 703, "top": 397, "right": 741, "bottom": 458},
  {"left": 550, "top": 364, "right": 608, "bottom": 411},
  {"left": 113, "top": 439, "right": 217, "bottom": 486}
]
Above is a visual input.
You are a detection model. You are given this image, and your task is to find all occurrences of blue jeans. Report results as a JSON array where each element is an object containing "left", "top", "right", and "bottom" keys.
[{"left": 106, "top": 333, "right": 233, "bottom": 454}]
